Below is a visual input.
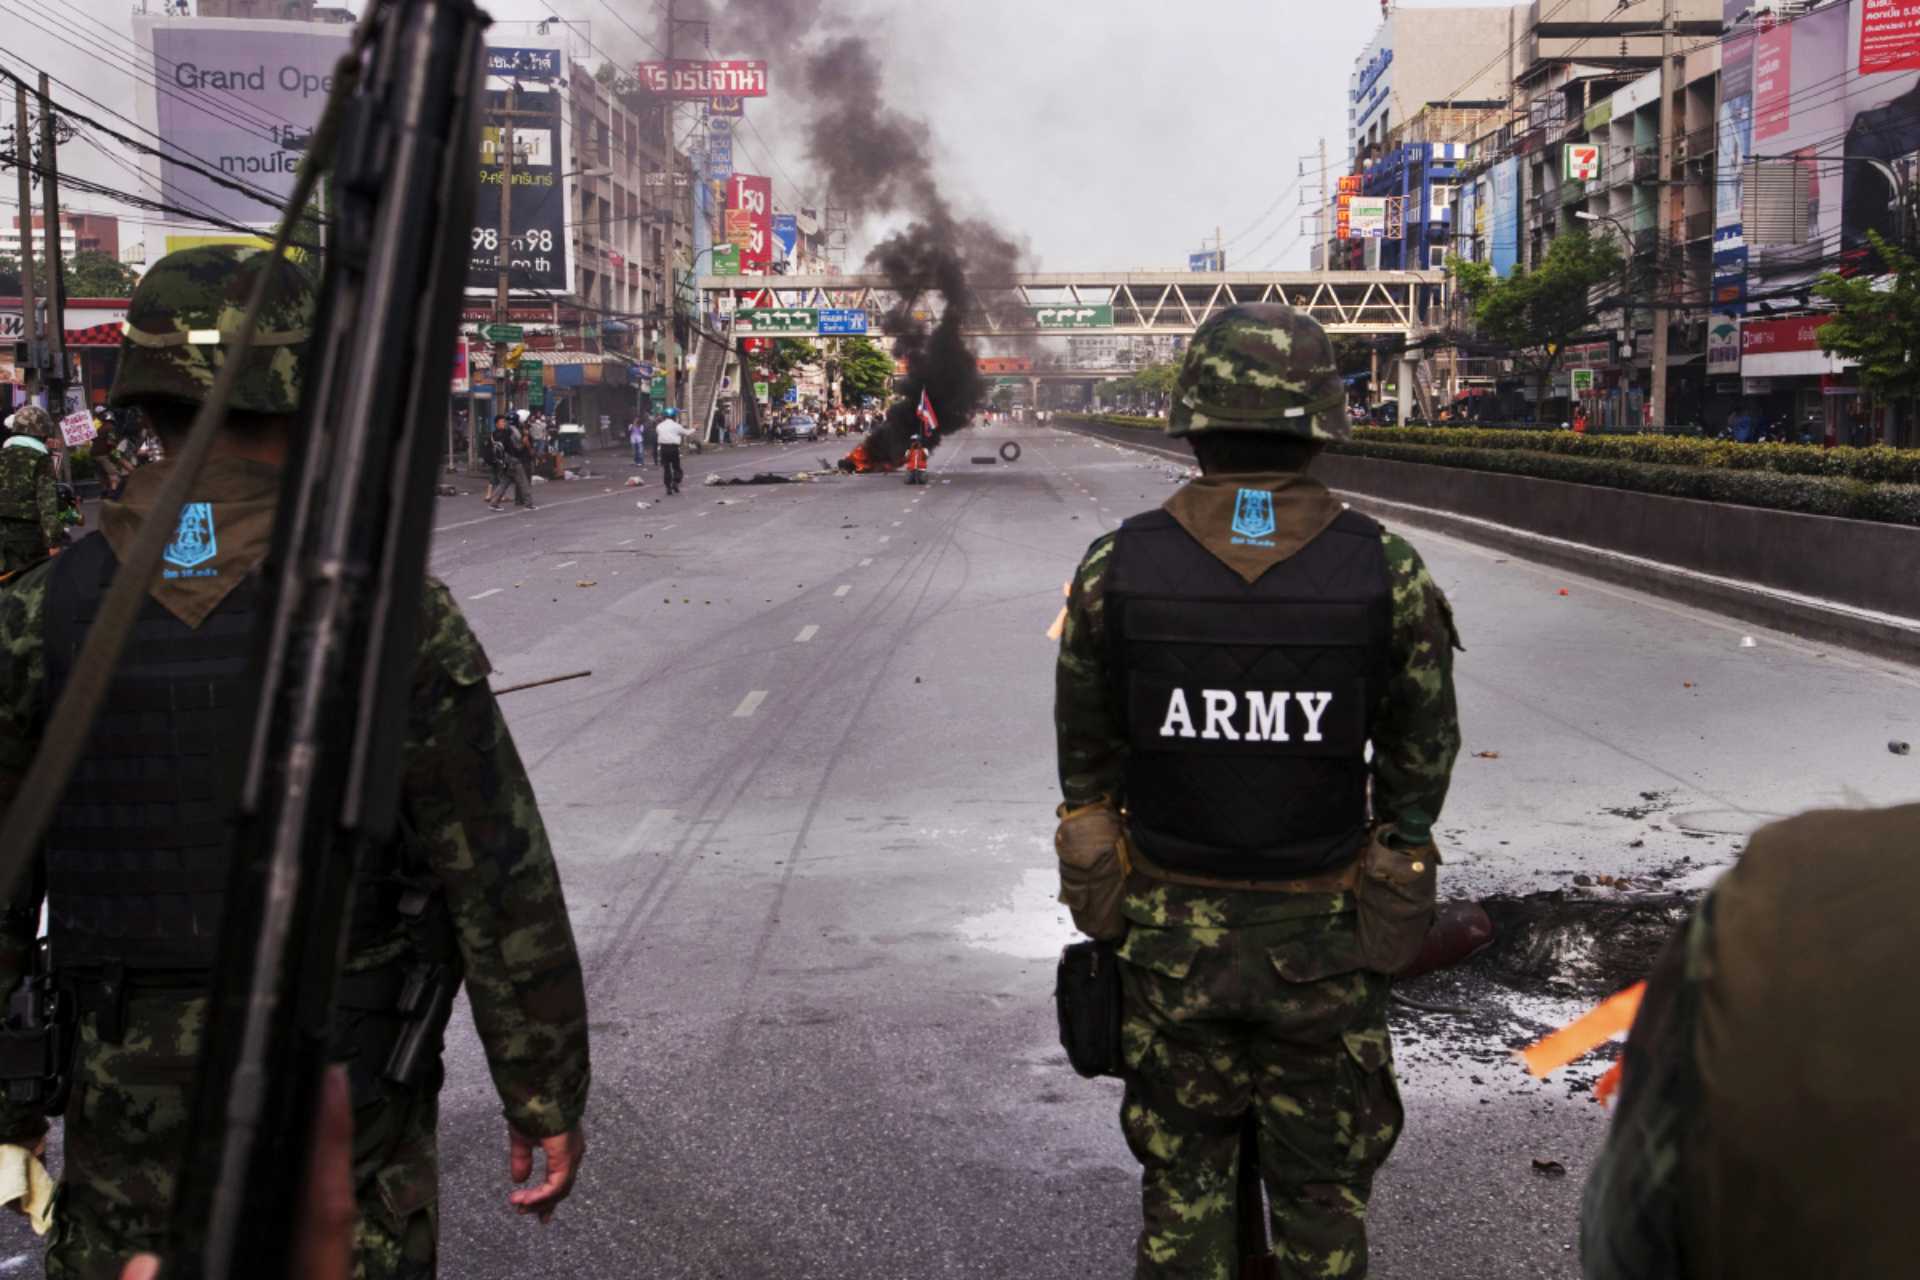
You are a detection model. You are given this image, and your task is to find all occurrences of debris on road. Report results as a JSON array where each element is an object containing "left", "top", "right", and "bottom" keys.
[
  {"left": 1473, "top": 750, "right": 1501, "bottom": 759},
  {"left": 1557, "top": 588, "right": 1569, "bottom": 596},
  {"left": 1530, "top": 1159, "right": 1567, "bottom": 1179},
  {"left": 1892, "top": 740, "right": 1912, "bottom": 756},
  {"left": 576, "top": 579, "right": 597, "bottom": 588},
  {"left": 624, "top": 476, "right": 648, "bottom": 487},
  {"left": 1740, "top": 635, "right": 1757, "bottom": 648},
  {"left": 998, "top": 441, "right": 1022, "bottom": 462},
  {"left": 971, "top": 456, "right": 999, "bottom": 465},
  {"left": 493, "top": 669, "right": 592, "bottom": 697},
  {"left": 1397, "top": 901, "right": 1496, "bottom": 981}
]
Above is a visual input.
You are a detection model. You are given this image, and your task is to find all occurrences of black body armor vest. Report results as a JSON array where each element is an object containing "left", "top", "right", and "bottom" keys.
[
  {"left": 1107, "top": 507, "right": 1393, "bottom": 880},
  {"left": 39, "top": 534, "right": 455, "bottom": 1100}
]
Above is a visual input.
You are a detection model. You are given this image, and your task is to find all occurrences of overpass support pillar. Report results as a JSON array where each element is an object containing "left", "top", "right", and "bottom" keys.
[
  {"left": 1029, "top": 377, "right": 1039, "bottom": 409},
  {"left": 1397, "top": 356, "right": 1413, "bottom": 425}
]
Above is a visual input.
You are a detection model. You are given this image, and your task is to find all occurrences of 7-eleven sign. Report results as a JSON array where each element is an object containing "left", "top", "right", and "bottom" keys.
[{"left": 1564, "top": 143, "right": 1601, "bottom": 182}]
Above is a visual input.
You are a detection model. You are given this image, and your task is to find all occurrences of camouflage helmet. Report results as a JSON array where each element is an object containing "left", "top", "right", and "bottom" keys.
[
  {"left": 1168, "top": 303, "right": 1348, "bottom": 441},
  {"left": 7, "top": 405, "right": 54, "bottom": 439},
  {"left": 110, "top": 245, "right": 315, "bottom": 415}
]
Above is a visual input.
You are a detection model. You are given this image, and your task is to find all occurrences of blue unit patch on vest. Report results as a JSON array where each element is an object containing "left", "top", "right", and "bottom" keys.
[
  {"left": 162, "top": 502, "right": 219, "bottom": 578},
  {"left": 1231, "top": 488, "right": 1276, "bottom": 547}
]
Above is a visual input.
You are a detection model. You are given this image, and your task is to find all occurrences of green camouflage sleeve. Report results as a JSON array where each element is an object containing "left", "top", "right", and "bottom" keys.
[
  {"left": 35, "top": 458, "right": 60, "bottom": 548},
  {"left": 0, "top": 568, "right": 51, "bottom": 1143},
  {"left": 1372, "top": 532, "right": 1461, "bottom": 844},
  {"left": 400, "top": 580, "right": 590, "bottom": 1139},
  {"left": 1055, "top": 532, "right": 1126, "bottom": 809}
]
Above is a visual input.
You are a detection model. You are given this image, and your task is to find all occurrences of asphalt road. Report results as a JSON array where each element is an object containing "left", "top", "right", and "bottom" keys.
[{"left": 18, "top": 425, "right": 1918, "bottom": 1278}]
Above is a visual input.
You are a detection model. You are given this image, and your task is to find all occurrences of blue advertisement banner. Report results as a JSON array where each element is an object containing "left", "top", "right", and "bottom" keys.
[
  {"left": 772, "top": 213, "right": 798, "bottom": 260},
  {"left": 708, "top": 134, "right": 733, "bottom": 181}
]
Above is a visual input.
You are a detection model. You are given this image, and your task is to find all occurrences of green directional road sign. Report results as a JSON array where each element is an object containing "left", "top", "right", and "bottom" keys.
[
  {"left": 1571, "top": 368, "right": 1596, "bottom": 394},
  {"left": 737, "top": 308, "right": 818, "bottom": 334},
  {"left": 1029, "top": 304, "right": 1113, "bottom": 329},
  {"left": 753, "top": 381, "right": 770, "bottom": 401},
  {"left": 484, "top": 323, "right": 525, "bottom": 343},
  {"left": 650, "top": 374, "right": 668, "bottom": 401}
]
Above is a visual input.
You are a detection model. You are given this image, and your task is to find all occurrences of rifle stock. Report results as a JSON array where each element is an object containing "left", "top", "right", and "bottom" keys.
[{"left": 165, "top": 1, "right": 488, "bottom": 1274}]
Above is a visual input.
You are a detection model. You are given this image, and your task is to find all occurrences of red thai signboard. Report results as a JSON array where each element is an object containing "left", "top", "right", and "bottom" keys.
[
  {"left": 1753, "top": 26, "right": 1793, "bottom": 141},
  {"left": 1740, "top": 314, "right": 1831, "bottom": 355},
  {"left": 635, "top": 60, "right": 767, "bottom": 99},
  {"left": 1860, "top": 0, "right": 1920, "bottom": 73},
  {"left": 727, "top": 174, "right": 772, "bottom": 272}
]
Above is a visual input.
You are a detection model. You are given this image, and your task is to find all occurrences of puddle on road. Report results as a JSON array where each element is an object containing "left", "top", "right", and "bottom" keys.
[{"left": 956, "top": 867, "right": 1079, "bottom": 961}]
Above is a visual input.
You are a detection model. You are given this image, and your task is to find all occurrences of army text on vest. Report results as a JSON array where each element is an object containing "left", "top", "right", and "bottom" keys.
[{"left": 1106, "top": 508, "right": 1392, "bottom": 880}]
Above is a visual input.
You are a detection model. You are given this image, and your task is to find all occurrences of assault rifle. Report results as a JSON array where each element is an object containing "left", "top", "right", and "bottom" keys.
[{"left": 160, "top": 1, "right": 488, "bottom": 1274}]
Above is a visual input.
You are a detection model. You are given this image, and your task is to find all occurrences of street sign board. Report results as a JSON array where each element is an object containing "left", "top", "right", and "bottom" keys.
[
  {"left": 753, "top": 380, "right": 770, "bottom": 401},
  {"left": 1349, "top": 196, "right": 1390, "bottom": 238},
  {"left": 783, "top": 386, "right": 798, "bottom": 404},
  {"left": 1029, "top": 304, "right": 1114, "bottom": 329},
  {"left": 1188, "top": 250, "right": 1224, "bottom": 272},
  {"left": 772, "top": 213, "right": 798, "bottom": 262},
  {"left": 1570, "top": 368, "right": 1596, "bottom": 394},
  {"left": 738, "top": 307, "right": 817, "bottom": 334},
  {"left": 712, "top": 245, "right": 741, "bottom": 275},
  {"left": 484, "top": 323, "right": 524, "bottom": 342},
  {"left": 817, "top": 308, "right": 868, "bottom": 335},
  {"left": 60, "top": 411, "right": 95, "bottom": 449},
  {"left": 486, "top": 47, "right": 561, "bottom": 80},
  {"left": 636, "top": 60, "right": 768, "bottom": 99},
  {"left": 649, "top": 374, "right": 668, "bottom": 400},
  {"left": 708, "top": 133, "right": 733, "bottom": 181}
]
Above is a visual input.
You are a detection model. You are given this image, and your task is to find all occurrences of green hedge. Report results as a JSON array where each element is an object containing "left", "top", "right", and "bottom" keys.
[
  {"left": 1059, "top": 414, "right": 1920, "bottom": 526},
  {"left": 1334, "top": 438, "right": 1920, "bottom": 526},
  {"left": 1352, "top": 426, "right": 1920, "bottom": 485}
]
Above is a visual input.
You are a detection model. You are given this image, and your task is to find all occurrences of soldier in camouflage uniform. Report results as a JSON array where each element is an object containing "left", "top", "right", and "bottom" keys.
[
  {"left": 0, "top": 406, "right": 64, "bottom": 579},
  {"left": 0, "top": 246, "right": 591, "bottom": 1279},
  {"left": 1053, "top": 304, "right": 1461, "bottom": 1280}
]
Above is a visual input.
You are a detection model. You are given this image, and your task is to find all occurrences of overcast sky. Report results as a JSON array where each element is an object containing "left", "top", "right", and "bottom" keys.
[{"left": 3, "top": 0, "right": 1508, "bottom": 272}]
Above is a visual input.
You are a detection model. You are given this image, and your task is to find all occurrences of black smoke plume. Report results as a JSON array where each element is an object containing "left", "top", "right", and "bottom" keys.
[{"left": 677, "top": 3, "right": 1026, "bottom": 463}]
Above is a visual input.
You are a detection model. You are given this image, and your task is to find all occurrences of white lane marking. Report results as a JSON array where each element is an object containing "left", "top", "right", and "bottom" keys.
[
  {"left": 661, "top": 524, "right": 677, "bottom": 531},
  {"left": 698, "top": 511, "right": 711, "bottom": 518},
  {"left": 556, "top": 559, "right": 579, "bottom": 569},
  {"left": 468, "top": 588, "right": 503, "bottom": 600},
  {"left": 891, "top": 521, "right": 903, "bottom": 527},
  {"left": 618, "top": 538, "right": 635, "bottom": 546},
  {"left": 795, "top": 624, "right": 820, "bottom": 643},
  {"left": 859, "top": 557, "right": 874, "bottom": 567},
  {"left": 733, "top": 690, "right": 768, "bottom": 718},
  {"left": 833, "top": 584, "right": 852, "bottom": 597},
  {"left": 879, "top": 535, "right": 891, "bottom": 543}
]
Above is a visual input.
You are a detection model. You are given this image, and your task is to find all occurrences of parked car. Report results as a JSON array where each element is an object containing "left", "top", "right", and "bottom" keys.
[{"left": 785, "top": 414, "right": 821, "bottom": 441}]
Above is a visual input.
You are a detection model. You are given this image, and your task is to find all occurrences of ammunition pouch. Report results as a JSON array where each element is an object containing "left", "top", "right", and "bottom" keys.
[
  {"left": 334, "top": 874, "right": 459, "bottom": 1108},
  {"left": 0, "top": 942, "right": 77, "bottom": 1117},
  {"left": 1054, "top": 801, "right": 1127, "bottom": 941},
  {"left": 1355, "top": 826, "right": 1439, "bottom": 975},
  {"left": 1055, "top": 939, "right": 1123, "bottom": 1079}
]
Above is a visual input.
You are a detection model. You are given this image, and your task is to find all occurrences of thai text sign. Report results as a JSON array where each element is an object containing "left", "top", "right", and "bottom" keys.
[
  {"left": 636, "top": 60, "right": 768, "bottom": 98},
  {"left": 1029, "top": 304, "right": 1113, "bottom": 329},
  {"left": 738, "top": 308, "right": 817, "bottom": 334},
  {"left": 728, "top": 174, "right": 773, "bottom": 272},
  {"left": 1860, "top": 0, "right": 1920, "bottom": 73},
  {"left": 818, "top": 308, "right": 868, "bottom": 335}
]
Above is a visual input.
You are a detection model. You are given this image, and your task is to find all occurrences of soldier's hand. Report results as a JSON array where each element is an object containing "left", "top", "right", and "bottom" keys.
[{"left": 507, "top": 1124, "right": 586, "bottom": 1224}]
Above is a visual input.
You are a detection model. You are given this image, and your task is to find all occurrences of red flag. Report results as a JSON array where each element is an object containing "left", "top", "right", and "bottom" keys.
[{"left": 916, "top": 389, "right": 939, "bottom": 437}]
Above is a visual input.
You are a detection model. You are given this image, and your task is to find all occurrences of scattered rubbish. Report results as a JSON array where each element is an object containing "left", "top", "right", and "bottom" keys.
[
  {"left": 1892, "top": 741, "right": 1913, "bottom": 756},
  {"left": 1740, "top": 636, "right": 1757, "bottom": 648},
  {"left": 1628, "top": 839, "right": 1645, "bottom": 849},
  {"left": 1530, "top": 1159, "right": 1568, "bottom": 1179},
  {"left": 530, "top": 474, "right": 547, "bottom": 485},
  {"left": 1573, "top": 874, "right": 1594, "bottom": 887},
  {"left": 1557, "top": 588, "right": 1569, "bottom": 596},
  {"left": 708, "top": 473, "right": 801, "bottom": 486},
  {"left": 1473, "top": 750, "right": 1501, "bottom": 759},
  {"left": 914, "top": 677, "right": 922, "bottom": 684},
  {"left": 1397, "top": 901, "right": 1495, "bottom": 982},
  {"left": 576, "top": 580, "right": 596, "bottom": 588},
  {"left": 493, "top": 669, "right": 591, "bottom": 697},
  {"left": 971, "top": 456, "right": 999, "bottom": 465},
  {"left": 624, "top": 476, "right": 646, "bottom": 487},
  {"left": 435, "top": 484, "right": 458, "bottom": 497},
  {"left": 635, "top": 501, "right": 650, "bottom": 510},
  {"left": 1683, "top": 682, "right": 1695, "bottom": 688}
]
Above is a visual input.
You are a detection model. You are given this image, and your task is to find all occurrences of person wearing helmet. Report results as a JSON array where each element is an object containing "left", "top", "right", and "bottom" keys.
[
  {"left": 903, "top": 434, "right": 930, "bottom": 485},
  {"left": 0, "top": 246, "right": 589, "bottom": 1278},
  {"left": 1052, "top": 304, "right": 1461, "bottom": 1278},
  {"left": 0, "top": 405, "right": 64, "bottom": 578}
]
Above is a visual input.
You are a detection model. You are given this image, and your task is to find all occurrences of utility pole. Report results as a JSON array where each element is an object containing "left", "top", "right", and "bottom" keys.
[
  {"left": 37, "top": 74, "right": 67, "bottom": 428},
  {"left": 1318, "top": 137, "right": 1330, "bottom": 270},
  {"left": 1649, "top": 0, "right": 1676, "bottom": 431},
  {"left": 660, "top": 0, "right": 681, "bottom": 416},
  {"left": 12, "top": 81, "right": 39, "bottom": 405},
  {"left": 492, "top": 82, "right": 518, "bottom": 456}
]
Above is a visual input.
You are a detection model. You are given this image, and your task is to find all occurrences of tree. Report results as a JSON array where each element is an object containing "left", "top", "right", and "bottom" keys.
[
  {"left": 62, "top": 250, "right": 140, "bottom": 298},
  {"left": 1813, "top": 230, "right": 1920, "bottom": 435},
  {"left": 765, "top": 337, "right": 818, "bottom": 406},
  {"left": 1448, "top": 231, "right": 1621, "bottom": 408},
  {"left": 836, "top": 336, "right": 894, "bottom": 405}
]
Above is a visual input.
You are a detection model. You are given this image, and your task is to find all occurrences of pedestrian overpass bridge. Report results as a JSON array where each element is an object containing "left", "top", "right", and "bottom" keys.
[{"left": 696, "top": 269, "right": 1448, "bottom": 339}]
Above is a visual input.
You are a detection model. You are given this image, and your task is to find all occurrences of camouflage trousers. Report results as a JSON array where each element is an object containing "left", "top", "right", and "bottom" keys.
[
  {"left": 0, "top": 519, "right": 49, "bottom": 578},
  {"left": 1117, "top": 913, "right": 1403, "bottom": 1280},
  {"left": 44, "top": 993, "right": 441, "bottom": 1280}
]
